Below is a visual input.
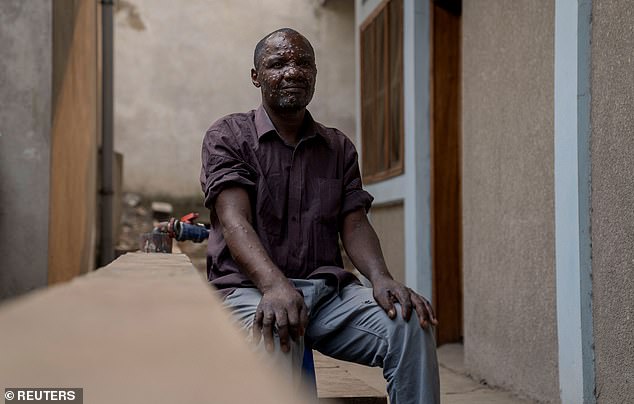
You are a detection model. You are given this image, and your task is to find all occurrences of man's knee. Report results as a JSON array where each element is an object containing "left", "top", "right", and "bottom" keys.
[{"left": 384, "top": 304, "right": 434, "bottom": 346}]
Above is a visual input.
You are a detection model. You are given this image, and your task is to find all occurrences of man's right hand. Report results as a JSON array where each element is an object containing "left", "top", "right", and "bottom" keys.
[
  {"left": 252, "top": 283, "right": 309, "bottom": 353},
  {"left": 216, "top": 187, "right": 308, "bottom": 353}
]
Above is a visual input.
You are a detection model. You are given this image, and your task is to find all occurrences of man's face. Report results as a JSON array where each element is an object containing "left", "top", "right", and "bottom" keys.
[{"left": 252, "top": 32, "right": 317, "bottom": 113}]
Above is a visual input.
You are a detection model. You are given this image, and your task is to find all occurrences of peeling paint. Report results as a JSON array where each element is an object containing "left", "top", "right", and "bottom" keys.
[{"left": 116, "top": 0, "right": 146, "bottom": 31}]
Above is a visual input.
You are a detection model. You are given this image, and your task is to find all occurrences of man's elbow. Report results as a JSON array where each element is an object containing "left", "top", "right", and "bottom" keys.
[
  {"left": 216, "top": 213, "right": 252, "bottom": 244},
  {"left": 215, "top": 188, "right": 253, "bottom": 227}
]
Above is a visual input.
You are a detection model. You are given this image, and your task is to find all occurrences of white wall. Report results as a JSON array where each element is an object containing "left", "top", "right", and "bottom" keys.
[{"left": 115, "top": 0, "right": 356, "bottom": 197}]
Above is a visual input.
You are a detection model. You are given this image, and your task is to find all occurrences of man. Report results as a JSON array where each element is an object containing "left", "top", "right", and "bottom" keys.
[{"left": 200, "top": 28, "right": 440, "bottom": 403}]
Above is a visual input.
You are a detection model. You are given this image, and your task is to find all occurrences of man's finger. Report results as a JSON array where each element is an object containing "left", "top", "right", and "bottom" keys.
[
  {"left": 262, "top": 311, "right": 276, "bottom": 353},
  {"left": 395, "top": 288, "right": 413, "bottom": 321},
  {"left": 375, "top": 290, "right": 396, "bottom": 319},
  {"left": 286, "top": 305, "right": 300, "bottom": 341},
  {"left": 275, "top": 309, "right": 290, "bottom": 353},
  {"left": 422, "top": 296, "right": 438, "bottom": 325},
  {"left": 299, "top": 304, "right": 309, "bottom": 337},
  {"left": 411, "top": 296, "right": 429, "bottom": 328},
  {"left": 252, "top": 309, "right": 264, "bottom": 345}
]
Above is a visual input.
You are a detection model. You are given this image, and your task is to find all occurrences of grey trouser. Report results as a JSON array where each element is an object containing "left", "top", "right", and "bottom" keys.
[{"left": 224, "top": 279, "right": 440, "bottom": 404}]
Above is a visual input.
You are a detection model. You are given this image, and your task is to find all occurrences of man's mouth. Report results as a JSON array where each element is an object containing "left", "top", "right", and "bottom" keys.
[{"left": 280, "top": 83, "right": 308, "bottom": 90}]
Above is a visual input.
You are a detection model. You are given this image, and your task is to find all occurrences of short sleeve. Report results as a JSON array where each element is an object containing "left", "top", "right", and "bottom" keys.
[
  {"left": 340, "top": 136, "right": 374, "bottom": 217},
  {"left": 200, "top": 128, "right": 256, "bottom": 210}
]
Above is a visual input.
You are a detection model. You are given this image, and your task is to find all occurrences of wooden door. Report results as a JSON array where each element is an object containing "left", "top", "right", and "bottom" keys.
[{"left": 431, "top": 0, "right": 463, "bottom": 345}]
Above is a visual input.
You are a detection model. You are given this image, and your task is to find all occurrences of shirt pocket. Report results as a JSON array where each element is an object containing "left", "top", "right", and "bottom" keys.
[
  {"left": 256, "top": 174, "right": 284, "bottom": 238},
  {"left": 318, "top": 178, "right": 343, "bottom": 223}
]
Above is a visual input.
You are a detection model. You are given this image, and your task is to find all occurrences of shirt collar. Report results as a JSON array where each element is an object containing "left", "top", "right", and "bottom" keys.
[
  {"left": 254, "top": 105, "right": 332, "bottom": 148},
  {"left": 254, "top": 105, "right": 277, "bottom": 138}
]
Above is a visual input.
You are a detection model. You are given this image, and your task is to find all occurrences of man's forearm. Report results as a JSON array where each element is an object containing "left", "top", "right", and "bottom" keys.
[
  {"left": 341, "top": 208, "right": 437, "bottom": 326},
  {"left": 341, "top": 208, "right": 394, "bottom": 284},
  {"left": 215, "top": 187, "right": 308, "bottom": 351},
  {"left": 215, "top": 188, "right": 291, "bottom": 293}
]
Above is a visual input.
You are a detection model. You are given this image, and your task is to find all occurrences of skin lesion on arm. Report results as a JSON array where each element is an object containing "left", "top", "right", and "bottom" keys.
[
  {"left": 215, "top": 186, "right": 308, "bottom": 352},
  {"left": 215, "top": 187, "right": 286, "bottom": 292},
  {"left": 341, "top": 208, "right": 393, "bottom": 284}
]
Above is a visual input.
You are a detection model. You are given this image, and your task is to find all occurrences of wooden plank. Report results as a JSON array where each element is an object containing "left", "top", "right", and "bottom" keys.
[
  {"left": 0, "top": 253, "right": 312, "bottom": 404},
  {"left": 49, "top": 0, "right": 99, "bottom": 283}
]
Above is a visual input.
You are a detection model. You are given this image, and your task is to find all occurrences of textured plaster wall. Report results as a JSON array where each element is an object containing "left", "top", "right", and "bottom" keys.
[
  {"left": 369, "top": 203, "right": 405, "bottom": 284},
  {"left": 0, "top": 1, "right": 51, "bottom": 299},
  {"left": 590, "top": 1, "right": 634, "bottom": 402},
  {"left": 115, "top": 0, "right": 356, "bottom": 197},
  {"left": 461, "top": 1, "right": 558, "bottom": 402}
]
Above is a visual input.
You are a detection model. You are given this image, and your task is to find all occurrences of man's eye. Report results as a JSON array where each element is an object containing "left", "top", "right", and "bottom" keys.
[{"left": 272, "top": 62, "right": 283, "bottom": 68}]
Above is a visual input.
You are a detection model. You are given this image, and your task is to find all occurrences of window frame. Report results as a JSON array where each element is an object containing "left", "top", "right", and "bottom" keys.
[{"left": 359, "top": 0, "right": 404, "bottom": 184}]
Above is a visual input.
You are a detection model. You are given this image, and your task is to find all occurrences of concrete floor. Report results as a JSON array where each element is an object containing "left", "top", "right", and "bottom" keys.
[
  {"left": 318, "top": 344, "right": 536, "bottom": 404},
  {"left": 174, "top": 242, "right": 538, "bottom": 403},
  {"left": 436, "top": 344, "right": 536, "bottom": 404}
]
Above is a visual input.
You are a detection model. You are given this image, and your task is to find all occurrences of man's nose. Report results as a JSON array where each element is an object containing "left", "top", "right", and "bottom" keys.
[{"left": 283, "top": 65, "right": 302, "bottom": 78}]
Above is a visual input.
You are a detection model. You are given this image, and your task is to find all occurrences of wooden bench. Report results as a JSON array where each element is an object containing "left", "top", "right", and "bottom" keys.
[{"left": 0, "top": 252, "right": 388, "bottom": 404}]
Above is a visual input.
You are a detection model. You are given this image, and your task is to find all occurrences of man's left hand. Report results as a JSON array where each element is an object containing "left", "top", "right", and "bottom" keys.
[{"left": 372, "top": 277, "right": 438, "bottom": 329}]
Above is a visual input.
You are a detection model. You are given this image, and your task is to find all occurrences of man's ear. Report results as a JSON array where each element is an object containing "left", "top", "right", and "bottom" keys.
[{"left": 251, "top": 68, "right": 261, "bottom": 88}]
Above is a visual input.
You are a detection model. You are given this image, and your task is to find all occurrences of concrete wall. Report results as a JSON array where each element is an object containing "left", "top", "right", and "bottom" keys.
[
  {"left": 461, "top": 1, "right": 558, "bottom": 402},
  {"left": 370, "top": 203, "right": 405, "bottom": 284},
  {"left": 590, "top": 1, "right": 634, "bottom": 402},
  {"left": 0, "top": 1, "right": 52, "bottom": 299},
  {"left": 0, "top": 253, "right": 313, "bottom": 404},
  {"left": 115, "top": 0, "right": 356, "bottom": 197}
]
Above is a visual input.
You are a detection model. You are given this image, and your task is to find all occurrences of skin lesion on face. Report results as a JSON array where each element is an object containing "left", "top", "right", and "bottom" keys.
[{"left": 252, "top": 31, "right": 317, "bottom": 113}]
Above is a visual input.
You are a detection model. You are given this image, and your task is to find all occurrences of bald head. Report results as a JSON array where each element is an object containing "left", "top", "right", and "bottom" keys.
[
  {"left": 250, "top": 28, "right": 317, "bottom": 113},
  {"left": 253, "top": 28, "right": 315, "bottom": 69}
]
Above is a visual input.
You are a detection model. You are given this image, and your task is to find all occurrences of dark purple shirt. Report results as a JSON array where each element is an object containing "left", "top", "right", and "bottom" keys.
[{"left": 200, "top": 106, "right": 373, "bottom": 293}]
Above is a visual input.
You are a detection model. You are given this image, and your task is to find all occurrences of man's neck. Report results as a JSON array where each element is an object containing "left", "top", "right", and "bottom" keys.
[{"left": 263, "top": 104, "right": 306, "bottom": 146}]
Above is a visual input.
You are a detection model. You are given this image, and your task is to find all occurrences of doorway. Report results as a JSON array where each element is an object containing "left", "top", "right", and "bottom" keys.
[{"left": 430, "top": 0, "right": 463, "bottom": 345}]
